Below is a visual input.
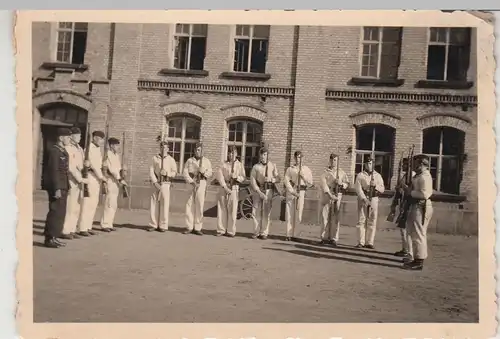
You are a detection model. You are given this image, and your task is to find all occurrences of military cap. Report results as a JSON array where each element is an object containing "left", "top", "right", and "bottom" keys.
[
  {"left": 259, "top": 147, "right": 268, "bottom": 154},
  {"left": 159, "top": 141, "right": 168, "bottom": 146},
  {"left": 70, "top": 127, "right": 81, "bottom": 135},
  {"left": 329, "top": 153, "right": 338, "bottom": 159},
  {"left": 364, "top": 156, "right": 374, "bottom": 163},
  {"left": 57, "top": 128, "right": 72, "bottom": 137},
  {"left": 195, "top": 142, "right": 203, "bottom": 149},
  {"left": 294, "top": 150, "right": 302, "bottom": 158},
  {"left": 108, "top": 137, "right": 120, "bottom": 145},
  {"left": 228, "top": 145, "right": 237, "bottom": 154},
  {"left": 92, "top": 130, "right": 105, "bottom": 138},
  {"left": 414, "top": 154, "right": 430, "bottom": 166}
]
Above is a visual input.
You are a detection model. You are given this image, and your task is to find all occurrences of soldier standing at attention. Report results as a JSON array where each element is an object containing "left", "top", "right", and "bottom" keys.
[
  {"left": 42, "top": 128, "right": 72, "bottom": 248},
  {"left": 319, "top": 153, "right": 349, "bottom": 246},
  {"left": 283, "top": 150, "right": 313, "bottom": 241},
  {"left": 401, "top": 154, "right": 434, "bottom": 271},
  {"left": 148, "top": 141, "right": 177, "bottom": 232},
  {"left": 60, "top": 127, "right": 86, "bottom": 240},
  {"left": 354, "top": 156, "right": 385, "bottom": 249},
  {"left": 249, "top": 146, "right": 280, "bottom": 240},
  {"left": 216, "top": 146, "right": 246, "bottom": 237},
  {"left": 183, "top": 142, "right": 213, "bottom": 235},
  {"left": 100, "top": 137, "right": 128, "bottom": 232},
  {"left": 77, "top": 130, "right": 106, "bottom": 236}
]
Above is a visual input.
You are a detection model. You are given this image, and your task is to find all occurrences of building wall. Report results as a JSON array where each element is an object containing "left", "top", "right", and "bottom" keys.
[{"left": 31, "top": 22, "right": 479, "bottom": 235}]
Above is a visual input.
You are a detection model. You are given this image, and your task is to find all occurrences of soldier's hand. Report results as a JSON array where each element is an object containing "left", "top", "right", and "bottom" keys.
[
  {"left": 271, "top": 178, "right": 276, "bottom": 184},
  {"left": 80, "top": 178, "right": 88, "bottom": 185},
  {"left": 293, "top": 192, "right": 300, "bottom": 198},
  {"left": 342, "top": 183, "right": 348, "bottom": 189},
  {"left": 54, "top": 189, "right": 62, "bottom": 199},
  {"left": 259, "top": 192, "right": 267, "bottom": 200},
  {"left": 231, "top": 172, "right": 238, "bottom": 179},
  {"left": 160, "top": 169, "right": 167, "bottom": 176},
  {"left": 225, "top": 187, "right": 232, "bottom": 195},
  {"left": 121, "top": 180, "right": 129, "bottom": 187},
  {"left": 154, "top": 183, "right": 161, "bottom": 190},
  {"left": 363, "top": 198, "right": 370, "bottom": 206}
]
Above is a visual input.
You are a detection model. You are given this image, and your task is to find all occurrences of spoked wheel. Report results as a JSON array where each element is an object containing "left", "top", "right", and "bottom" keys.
[{"left": 239, "top": 195, "right": 254, "bottom": 220}]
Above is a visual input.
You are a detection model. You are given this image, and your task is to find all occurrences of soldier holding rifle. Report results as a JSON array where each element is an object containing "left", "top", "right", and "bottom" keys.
[
  {"left": 354, "top": 156, "right": 385, "bottom": 249},
  {"left": 284, "top": 150, "right": 313, "bottom": 241},
  {"left": 183, "top": 142, "right": 213, "bottom": 235},
  {"left": 148, "top": 137, "right": 177, "bottom": 232},
  {"left": 216, "top": 146, "right": 246, "bottom": 237},
  {"left": 319, "top": 153, "right": 349, "bottom": 246}
]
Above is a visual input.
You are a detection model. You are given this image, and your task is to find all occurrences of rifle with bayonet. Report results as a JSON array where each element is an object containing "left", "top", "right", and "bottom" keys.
[
  {"left": 81, "top": 122, "right": 91, "bottom": 198},
  {"left": 120, "top": 131, "right": 130, "bottom": 198},
  {"left": 395, "top": 145, "right": 415, "bottom": 227}
]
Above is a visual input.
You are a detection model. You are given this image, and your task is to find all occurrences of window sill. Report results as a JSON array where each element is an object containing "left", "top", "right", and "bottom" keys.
[
  {"left": 348, "top": 77, "right": 405, "bottom": 88},
  {"left": 415, "top": 80, "right": 474, "bottom": 90},
  {"left": 220, "top": 72, "right": 271, "bottom": 81},
  {"left": 40, "top": 62, "right": 89, "bottom": 72},
  {"left": 159, "top": 69, "right": 209, "bottom": 77}
]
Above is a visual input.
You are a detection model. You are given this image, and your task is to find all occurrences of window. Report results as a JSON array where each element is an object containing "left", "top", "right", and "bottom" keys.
[
  {"left": 226, "top": 120, "right": 263, "bottom": 177},
  {"left": 354, "top": 124, "right": 395, "bottom": 189},
  {"left": 172, "top": 24, "right": 207, "bottom": 71},
  {"left": 164, "top": 116, "right": 201, "bottom": 173},
  {"left": 55, "top": 22, "right": 88, "bottom": 64},
  {"left": 360, "top": 27, "right": 402, "bottom": 79},
  {"left": 422, "top": 126, "right": 465, "bottom": 195},
  {"left": 233, "top": 25, "right": 269, "bottom": 74},
  {"left": 426, "top": 27, "right": 471, "bottom": 81}
]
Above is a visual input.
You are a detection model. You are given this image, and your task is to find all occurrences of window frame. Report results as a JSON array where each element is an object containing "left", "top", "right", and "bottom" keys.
[
  {"left": 358, "top": 26, "right": 384, "bottom": 79},
  {"left": 163, "top": 115, "right": 202, "bottom": 174},
  {"left": 231, "top": 24, "right": 270, "bottom": 74},
  {"left": 52, "top": 22, "right": 88, "bottom": 64},
  {"left": 225, "top": 119, "right": 263, "bottom": 178},
  {"left": 169, "top": 23, "right": 208, "bottom": 70}
]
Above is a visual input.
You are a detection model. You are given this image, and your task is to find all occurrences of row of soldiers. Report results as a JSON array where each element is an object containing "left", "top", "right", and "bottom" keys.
[{"left": 42, "top": 127, "right": 433, "bottom": 271}]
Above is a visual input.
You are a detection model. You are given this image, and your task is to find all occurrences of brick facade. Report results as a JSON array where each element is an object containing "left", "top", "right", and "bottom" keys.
[{"left": 32, "top": 22, "right": 479, "bottom": 235}]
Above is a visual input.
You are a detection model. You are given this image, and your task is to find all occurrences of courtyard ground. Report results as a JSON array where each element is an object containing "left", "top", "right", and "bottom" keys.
[{"left": 32, "top": 201, "right": 478, "bottom": 323}]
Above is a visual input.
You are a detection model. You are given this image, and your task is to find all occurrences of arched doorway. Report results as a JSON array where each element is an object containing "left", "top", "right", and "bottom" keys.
[{"left": 36, "top": 102, "right": 89, "bottom": 190}]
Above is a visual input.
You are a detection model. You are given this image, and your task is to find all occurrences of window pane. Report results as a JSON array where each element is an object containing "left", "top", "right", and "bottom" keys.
[
  {"left": 374, "top": 154, "right": 392, "bottom": 189},
  {"left": 189, "top": 37, "right": 206, "bottom": 71},
  {"left": 174, "top": 36, "right": 189, "bottom": 69},
  {"left": 184, "top": 142, "right": 197, "bottom": 162},
  {"left": 446, "top": 45, "right": 468, "bottom": 81},
  {"left": 168, "top": 141, "right": 182, "bottom": 169},
  {"left": 71, "top": 31, "right": 87, "bottom": 64},
  {"left": 77, "top": 111, "right": 87, "bottom": 123},
  {"left": 250, "top": 39, "right": 268, "bottom": 73},
  {"left": 422, "top": 128, "right": 441, "bottom": 154},
  {"left": 228, "top": 122, "right": 244, "bottom": 142},
  {"left": 363, "top": 27, "right": 379, "bottom": 41},
  {"left": 234, "top": 39, "right": 250, "bottom": 72},
  {"left": 244, "top": 146, "right": 259, "bottom": 177},
  {"left": 185, "top": 118, "right": 200, "bottom": 140},
  {"left": 441, "top": 127, "right": 464, "bottom": 155},
  {"left": 429, "top": 156, "right": 438, "bottom": 190},
  {"left": 74, "top": 22, "right": 88, "bottom": 31},
  {"left": 168, "top": 119, "right": 183, "bottom": 139},
  {"left": 58, "top": 22, "right": 72, "bottom": 29},
  {"left": 356, "top": 126, "right": 374, "bottom": 151},
  {"left": 246, "top": 122, "right": 262, "bottom": 144},
  {"left": 66, "top": 108, "right": 77, "bottom": 123},
  {"left": 175, "top": 24, "right": 189, "bottom": 34},
  {"left": 253, "top": 25, "right": 270, "bottom": 39},
  {"left": 236, "top": 25, "right": 250, "bottom": 37},
  {"left": 374, "top": 125, "right": 394, "bottom": 152},
  {"left": 449, "top": 28, "right": 469, "bottom": 45},
  {"left": 426, "top": 45, "right": 446, "bottom": 80},
  {"left": 191, "top": 24, "right": 207, "bottom": 36},
  {"left": 441, "top": 157, "right": 460, "bottom": 194}
]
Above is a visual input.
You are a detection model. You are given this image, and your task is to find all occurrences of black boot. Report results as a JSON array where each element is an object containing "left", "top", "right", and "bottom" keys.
[
  {"left": 404, "top": 259, "right": 424, "bottom": 270},
  {"left": 44, "top": 237, "right": 60, "bottom": 248}
]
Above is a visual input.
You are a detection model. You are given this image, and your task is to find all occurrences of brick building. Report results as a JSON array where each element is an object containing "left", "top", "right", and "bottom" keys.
[{"left": 32, "top": 22, "right": 478, "bottom": 235}]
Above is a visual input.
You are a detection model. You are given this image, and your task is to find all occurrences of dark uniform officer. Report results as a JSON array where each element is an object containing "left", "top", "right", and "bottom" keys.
[{"left": 42, "top": 128, "right": 72, "bottom": 248}]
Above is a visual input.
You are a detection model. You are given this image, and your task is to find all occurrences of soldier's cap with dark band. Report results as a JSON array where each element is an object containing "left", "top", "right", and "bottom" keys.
[
  {"left": 294, "top": 150, "right": 302, "bottom": 158},
  {"left": 92, "top": 130, "right": 105, "bottom": 138},
  {"left": 259, "top": 147, "right": 268, "bottom": 154},
  {"left": 364, "top": 156, "right": 374, "bottom": 163},
  {"left": 159, "top": 141, "right": 168, "bottom": 146},
  {"left": 70, "top": 127, "right": 81, "bottom": 135},
  {"left": 195, "top": 142, "right": 203, "bottom": 149},
  {"left": 57, "top": 128, "right": 72, "bottom": 136},
  {"left": 329, "top": 153, "right": 338, "bottom": 159},
  {"left": 108, "top": 137, "right": 120, "bottom": 145},
  {"left": 413, "top": 154, "right": 430, "bottom": 166}
]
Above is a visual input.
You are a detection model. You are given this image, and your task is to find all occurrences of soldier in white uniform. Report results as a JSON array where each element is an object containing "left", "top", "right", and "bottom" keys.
[
  {"left": 319, "top": 153, "right": 350, "bottom": 246},
  {"left": 148, "top": 141, "right": 177, "bottom": 232},
  {"left": 77, "top": 130, "right": 105, "bottom": 236},
  {"left": 401, "top": 154, "right": 434, "bottom": 271},
  {"left": 60, "top": 127, "right": 87, "bottom": 239},
  {"left": 354, "top": 156, "right": 385, "bottom": 249},
  {"left": 249, "top": 146, "right": 280, "bottom": 240},
  {"left": 283, "top": 150, "right": 313, "bottom": 241},
  {"left": 183, "top": 142, "right": 213, "bottom": 235},
  {"left": 100, "top": 137, "right": 128, "bottom": 232},
  {"left": 216, "top": 146, "right": 246, "bottom": 237}
]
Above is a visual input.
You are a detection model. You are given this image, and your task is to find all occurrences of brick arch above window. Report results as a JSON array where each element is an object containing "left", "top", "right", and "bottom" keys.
[
  {"left": 33, "top": 89, "right": 93, "bottom": 112},
  {"left": 160, "top": 100, "right": 206, "bottom": 119},
  {"left": 348, "top": 111, "right": 401, "bottom": 129},
  {"left": 416, "top": 113, "right": 472, "bottom": 132},
  {"left": 221, "top": 104, "right": 267, "bottom": 122}
]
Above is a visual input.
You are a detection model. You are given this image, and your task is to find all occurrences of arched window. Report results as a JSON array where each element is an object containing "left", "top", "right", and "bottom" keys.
[
  {"left": 226, "top": 119, "right": 263, "bottom": 177},
  {"left": 354, "top": 124, "right": 395, "bottom": 189},
  {"left": 422, "top": 126, "right": 465, "bottom": 195},
  {"left": 165, "top": 115, "right": 201, "bottom": 173}
]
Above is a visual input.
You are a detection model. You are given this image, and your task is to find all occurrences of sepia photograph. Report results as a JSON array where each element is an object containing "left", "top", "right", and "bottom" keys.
[{"left": 16, "top": 9, "right": 497, "bottom": 339}]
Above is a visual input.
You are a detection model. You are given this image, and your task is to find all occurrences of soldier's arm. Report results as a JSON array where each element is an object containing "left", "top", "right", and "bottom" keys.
[
  {"left": 250, "top": 166, "right": 260, "bottom": 192},
  {"left": 217, "top": 165, "right": 228, "bottom": 190},
  {"left": 355, "top": 174, "right": 367, "bottom": 200},
  {"left": 375, "top": 173, "right": 385, "bottom": 193},
  {"left": 67, "top": 149, "right": 84, "bottom": 184},
  {"left": 272, "top": 163, "right": 281, "bottom": 183},
  {"left": 168, "top": 157, "right": 178, "bottom": 178},
  {"left": 411, "top": 174, "right": 433, "bottom": 200},
  {"left": 109, "top": 156, "right": 121, "bottom": 181},
  {"left": 183, "top": 158, "right": 195, "bottom": 184},
  {"left": 49, "top": 149, "right": 66, "bottom": 191},
  {"left": 320, "top": 171, "right": 330, "bottom": 193},
  {"left": 204, "top": 159, "right": 213, "bottom": 179},
  {"left": 236, "top": 163, "right": 246, "bottom": 183},
  {"left": 301, "top": 166, "right": 314, "bottom": 186},
  {"left": 89, "top": 147, "right": 105, "bottom": 181},
  {"left": 283, "top": 167, "right": 294, "bottom": 193},
  {"left": 149, "top": 157, "right": 158, "bottom": 184}
]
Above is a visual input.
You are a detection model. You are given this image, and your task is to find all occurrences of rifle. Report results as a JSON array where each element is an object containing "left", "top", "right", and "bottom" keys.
[
  {"left": 292, "top": 150, "right": 302, "bottom": 236},
  {"left": 101, "top": 122, "right": 110, "bottom": 195},
  {"left": 364, "top": 162, "right": 375, "bottom": 231},
  {"left": 395, "top": 145, "right": 415, "bottom": 227},
  {"left": 193, "top": 140, "right": 204, "bottom": 224},
  {"left": 226, "top": 143, "right": 236, "bottom": 229},
  {"left": 261, "top": 142, "right": 269, "bottom": 229},
  {"left": 120, "top": 131, "right": 130, "bottom": 198},
  {"left": 386, "top": 151, "right": 405, "bottom": 222},
  {"left": 81, "top": 122, "right": 91, "bottom": 197}
]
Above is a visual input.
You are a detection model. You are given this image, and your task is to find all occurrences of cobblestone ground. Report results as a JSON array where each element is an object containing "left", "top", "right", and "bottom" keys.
[{"left": 33, "top": 201, "right": 478, "bottom": 323}]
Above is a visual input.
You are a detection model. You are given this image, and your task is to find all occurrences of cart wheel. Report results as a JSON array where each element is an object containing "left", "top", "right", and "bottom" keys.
[{"left": 239, "top": 195, "right": 254, "bottom": 220}]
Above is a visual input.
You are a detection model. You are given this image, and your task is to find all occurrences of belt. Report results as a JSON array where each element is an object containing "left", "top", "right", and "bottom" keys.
[
  {"left": 258, "top": 182, "right": 274, "bottom": 191},
  {"left": 409, "top": 198, "right": 427, "bottom": 206},
  {"left": 189, "top": 172, "right": 206, "bottom": 181},
  {"left": 363, "top": 189, "right": 380, "bottom": 198},
  {"left": 225, "top": 179, "right": 239, "bottom": 188},
  {"left": 290, "top": 181, "right": 307, "bottom": 191}
]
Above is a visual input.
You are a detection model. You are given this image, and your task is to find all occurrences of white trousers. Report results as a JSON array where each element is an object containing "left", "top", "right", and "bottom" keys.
[
  {"left": 406, "top": 203, "right": 433, "bottom": 260},
  {"left": 217, "top": 186, "right": 239, "bottom": 235},
  {"left": 285, "top": 190, "right": 305, "bottom": 237},
  {"left": 77, "top": 174, "right": 101, "bottom": 232},
  {"left": 251, "top": 189, "right": 273, "bottom": 237},
  {"left": 100, "top": 179, "right": 119, "bottom": 229},
  {"left": 320, "top": 193, "right": 343, "bottom": 241},
  {"left": 356, "top": 197, "right": 379, "bottom": 246},
  {"left": 62, "top": 183, "right": 82, "bottom": 234},
  {"left": 149, "top": 182, "right": 172, "bottom": 229},
  {"left": 399, "top": 227, "right": 413, "bottom": 254},
  {"left": 185, "top": 180, "right": 207, "bottom": 231}
]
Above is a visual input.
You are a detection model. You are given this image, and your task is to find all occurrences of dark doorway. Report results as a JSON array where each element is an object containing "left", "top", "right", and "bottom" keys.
[{"left": 37, "top": 103, "right": 88, "bottom": 190}]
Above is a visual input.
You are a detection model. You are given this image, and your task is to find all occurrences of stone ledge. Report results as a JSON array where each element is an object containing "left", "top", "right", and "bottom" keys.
[
  {"left": 220, "top": 72, "right": 271, "bottom": 81},
  {"left": 40, "top": 62, "right": 89, "bottom": 72},
  {"left": 159, "top": 68, "right": 209, "bottom": 77},
  {"left": 415, "top": 80, "right": 474, "bottom": 90},
  {"left": 348, "top": 77, "right": 405, "bottom": 88}
]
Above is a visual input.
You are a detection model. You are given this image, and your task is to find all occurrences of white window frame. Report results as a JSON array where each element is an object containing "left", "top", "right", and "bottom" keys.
[
  {"left": 163, "top": 115, "right": 201, "bottom": 174},
  {"left": 169, "top": 23, "right": 208, "bottom": 70},
  {"left": 358, "top": 26, "right": 383, "bottom": 78},
  {"left": 52, "top": 22, "right": 88, "bottom": 64},
  {"left": 231, "top": 25, "right": 270, "bottom": 73},
  {"left": 225, "top": 119, "right": 263, "bottom": 177},
  {"left": 421, "top": 127, "right": 462, "bottom": 193}
]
